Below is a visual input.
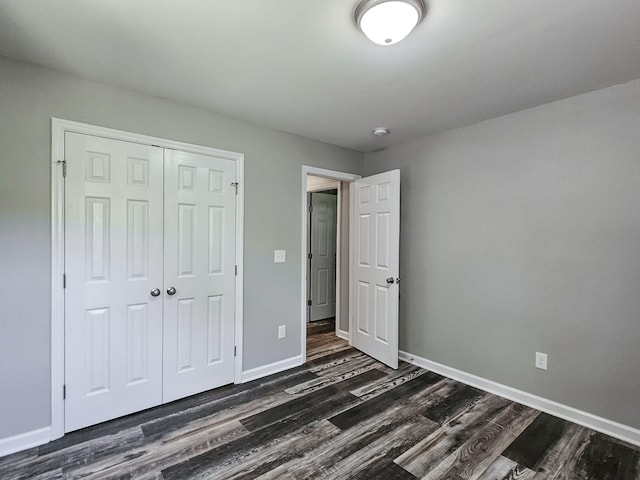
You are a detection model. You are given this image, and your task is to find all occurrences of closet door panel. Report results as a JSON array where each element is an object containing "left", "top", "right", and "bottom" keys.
[
  {"left": 163, "top": 150, "right": 237, "bottom": 402},
  {"left": 64, "top": 133, "right": 164, "bottom": 432}
]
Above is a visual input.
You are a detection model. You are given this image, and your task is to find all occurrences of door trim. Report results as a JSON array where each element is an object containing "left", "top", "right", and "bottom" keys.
[
  {"left": 300, "top": 166, "right": 360, "bottom": 362},
  {"left": 51, "top": 118, "right": 245, "bottom": 440}
]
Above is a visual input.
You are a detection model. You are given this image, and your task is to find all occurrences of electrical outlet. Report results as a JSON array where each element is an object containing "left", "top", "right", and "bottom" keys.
[
  {"left": 278, "top": 325, "right": 286, "bottom": 339},
  {"left": 274, "top": 250, "right": 286, "bottom": 263},
  {"left": 535, "top": 352, "right": 548, "bottom": 370}
]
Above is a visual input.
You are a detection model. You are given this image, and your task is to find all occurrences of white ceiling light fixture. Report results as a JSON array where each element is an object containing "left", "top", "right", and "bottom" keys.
[
  {"left": 373, "top": 127, "right": 390, "bottom": 136},
  {"left": 355, "top": 0, "right": 426, "bottom": 46}
]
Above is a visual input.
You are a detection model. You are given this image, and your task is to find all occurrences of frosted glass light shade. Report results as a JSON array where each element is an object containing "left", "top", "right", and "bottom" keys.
[{"left": 355, "top": 0, "right": 425, "bottom": 46}]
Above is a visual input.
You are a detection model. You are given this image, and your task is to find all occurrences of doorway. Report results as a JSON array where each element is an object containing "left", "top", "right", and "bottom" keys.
[
  {"left": 301, "top": 167, "right": 360, "bottom": 361},
  {"left": 300, "top": 166, "right": 402, "bottom": 369},
  {"left": 307, "top": 183, "right": 338, "bottom": 323}
]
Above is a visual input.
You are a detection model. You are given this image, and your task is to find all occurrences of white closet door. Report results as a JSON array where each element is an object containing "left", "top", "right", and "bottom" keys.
[
  {"left": 350, "top": 170, "right": 400, "bottom": 369},
  {"left": 163, "top": 150, "right": 237, "bottom": 402},
  {"left": 64, "top": 133, "right": 164, "bottom": 432},
  {"left": 310, "top": 192, "right": 337, "bottom": 321}
]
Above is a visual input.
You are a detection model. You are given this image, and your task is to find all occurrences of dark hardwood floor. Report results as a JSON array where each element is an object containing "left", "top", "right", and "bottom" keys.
[{"left": 1, "top": 319, "right": 639, "bottom": 479}]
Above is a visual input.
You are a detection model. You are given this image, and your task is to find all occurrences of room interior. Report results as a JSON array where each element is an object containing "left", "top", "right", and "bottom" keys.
[{"left": 1, "top": 0, "right": 640, "bottom": 476}]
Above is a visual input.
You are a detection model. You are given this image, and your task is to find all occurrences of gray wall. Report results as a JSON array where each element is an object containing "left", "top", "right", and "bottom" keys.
[
  {"left": 363, "top": 79, "right": 640, "bottom": 429},
  {"left": 0, "top": 56, "right": 362, "bottom": 439}
]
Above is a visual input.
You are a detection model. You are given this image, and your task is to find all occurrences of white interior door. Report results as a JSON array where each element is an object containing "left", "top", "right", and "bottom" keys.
[
  {"left": 64, "top": 133, "right": 164, "bottom": 432},
  {"left": 310, "top": 192, "right": 337, "bottom": 321},
  {"left": 350, "top": 170, "right": 400, "bottom": 369},
  {"left": 162, "top": 150, "right": 237, "bottom": 402}
]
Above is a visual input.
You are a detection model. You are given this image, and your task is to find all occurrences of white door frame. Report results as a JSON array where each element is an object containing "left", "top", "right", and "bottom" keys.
[
  {"left": 300, "top": 166, "right": 360, "bottom": 361},
  {"left": 51, "top": 118, "right": 245, "bottom": 440}
]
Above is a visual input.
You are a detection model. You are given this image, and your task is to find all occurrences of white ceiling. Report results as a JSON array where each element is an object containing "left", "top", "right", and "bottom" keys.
[{"left": 1, "top": 0, "right": 639, "bottom": 152}]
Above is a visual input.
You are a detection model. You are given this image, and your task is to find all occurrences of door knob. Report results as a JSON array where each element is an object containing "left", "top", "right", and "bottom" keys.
[
  {"left": 150, "top": 288, "right": 161, "bottom": 297},
  {"left": 386, "top": 277, "right": 395, "bottom": 284},
  {"left": 167, "top": 287, "right": 176, "bottom": 295}
]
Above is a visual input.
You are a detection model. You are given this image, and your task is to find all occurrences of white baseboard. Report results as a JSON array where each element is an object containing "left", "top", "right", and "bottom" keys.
[
  {"left": 399, "top": 350, "right": 640, "bottom": 448},
  {"left": 336, "top": 329, "right": 349, "bottom": 341},
  {"left": 0, "top": 426, "right": 51, "bottom": 458},
  {"left": 240, "top": 354, "right": 304, "bottom": 383}
]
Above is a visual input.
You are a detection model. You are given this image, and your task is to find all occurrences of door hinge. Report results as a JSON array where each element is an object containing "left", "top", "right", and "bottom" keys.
[
  {"left": 307, "top": 299, "right": 312, "bottom": 306},
  {"left": 63, "top": 273, "right": 66, "bottom": 289},
  {"left": 63, "top": 384, "right": 66, "bottom": 399},
  {"left": 235, "top": 265, "right": 238, "bottom": 276},
  {"left": 308, "top": 204, "right": 313, "bottom": 213},
  {"left": 57, "top": 160, "right": 67, "bottom": 177},
  {"left": 307, "top": 253, "right": 312, "bottom": 260},
  {"left": 234, "top": 346, "right": 237, "bottom": 357},
  {"left": 231, "top": 182, "right": 239, "bottom": 195}
]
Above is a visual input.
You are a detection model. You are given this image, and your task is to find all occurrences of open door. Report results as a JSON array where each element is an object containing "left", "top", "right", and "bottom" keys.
[{"left": 350, "top": 169, "right": 400, "bottom": 369}]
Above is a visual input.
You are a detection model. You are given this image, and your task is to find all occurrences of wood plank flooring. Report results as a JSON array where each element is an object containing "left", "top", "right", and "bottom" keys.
[{"left": 1, "top": 319, "right": 639, "bottom": 479}]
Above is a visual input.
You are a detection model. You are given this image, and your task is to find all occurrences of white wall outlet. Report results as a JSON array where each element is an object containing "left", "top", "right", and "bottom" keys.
[
  {"left": 278, "top": 325, "right": 286, "bottom": 339},
  {"left": 274, "top": 250, "right": 286, "bottom": 263},
  {"left": 535, "top": 352, "right": 548, "bottom": 370}
]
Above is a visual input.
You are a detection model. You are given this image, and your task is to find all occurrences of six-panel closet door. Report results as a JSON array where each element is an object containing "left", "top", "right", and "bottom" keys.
[
  {"left": 162, "top": 149, "right": 236, "bottom": 403},
  {"left": 64, "top": 133, "right": 165, "bottom": 431},
  {"left": 64, "top": 132, "right": 237, "bottom": 432}
]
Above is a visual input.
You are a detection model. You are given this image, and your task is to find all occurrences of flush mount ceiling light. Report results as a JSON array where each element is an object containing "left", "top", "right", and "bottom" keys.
[
  {"left": 355, "top": 0, "right": 426, "bottom": 46},
  {"left": 373, "top": 127, "right": 390, "bottom": 136}
]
